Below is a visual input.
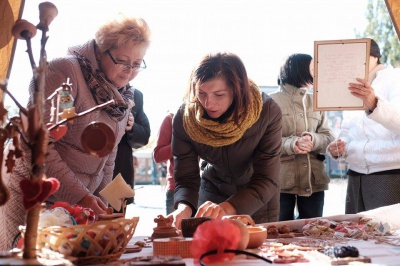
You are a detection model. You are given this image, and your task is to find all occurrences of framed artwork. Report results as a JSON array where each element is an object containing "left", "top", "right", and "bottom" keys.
[{"left": 313, "top": 38, "right": 371, "bottom": 111}]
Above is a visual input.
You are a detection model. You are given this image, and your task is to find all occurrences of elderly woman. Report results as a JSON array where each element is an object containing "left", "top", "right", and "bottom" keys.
[{"left": 0, "top": 15, "right": 151, "bottom": 250}]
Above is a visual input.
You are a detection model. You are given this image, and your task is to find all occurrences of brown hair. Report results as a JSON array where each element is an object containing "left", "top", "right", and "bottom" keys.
[{"left": 184, "top": 52, "right": 250, "bottom": 126}]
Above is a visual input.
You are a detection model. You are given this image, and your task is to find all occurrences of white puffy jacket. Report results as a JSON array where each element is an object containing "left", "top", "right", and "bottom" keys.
[{"left": 336, "top": 66, "right": 400, "bottom": 174}]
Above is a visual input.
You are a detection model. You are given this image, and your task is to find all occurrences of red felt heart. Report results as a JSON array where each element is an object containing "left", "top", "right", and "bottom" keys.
[
  {"left": 36, "top": 180, "right": 53, "bottom": 202},
  {"left": 20, "top": 179, "right": 42, "bottom": 201},
  {"left": 46, "top": 177, "right": 60, "bottom": 195},
  {"left": 36, "top": 178, "right": 60, "bottom": 202},
  {"left": 20, "top": 178, "right": 61, "bottom": 210},
  {"left": 47, "top": 123, "right": 68, "bottom": 140}
]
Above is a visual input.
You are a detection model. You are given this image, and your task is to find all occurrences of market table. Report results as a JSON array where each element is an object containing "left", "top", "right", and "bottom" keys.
[
  {"left": 118, "top": 234, "right": 400, "bottom": 266},
  {"left": 1, "top": 205, "right": 400, "bottom": 265},
  {"left": 119, "top": 206, "right": 400, "bottom": 266}
]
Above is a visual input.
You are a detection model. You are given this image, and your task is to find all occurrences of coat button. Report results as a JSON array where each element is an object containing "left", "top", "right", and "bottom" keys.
[
  {"left": 299, "top": 113, "right": 303, "bottom": 117},
  {"left": 303, "top": 163, "right": 307, "bottom": 167}
]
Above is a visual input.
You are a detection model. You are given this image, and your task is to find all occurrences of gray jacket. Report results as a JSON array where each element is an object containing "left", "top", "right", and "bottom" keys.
[
  {"left": 172, "top": 92, "right": 282, "bottom": 223},
  {"left": 269, "top": 84, "right": 334, "bottom": 196}
]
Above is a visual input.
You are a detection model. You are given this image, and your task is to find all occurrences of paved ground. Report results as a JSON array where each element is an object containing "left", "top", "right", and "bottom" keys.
[{"left": 125, "top": 178, "right": 348, "bottom": 236}]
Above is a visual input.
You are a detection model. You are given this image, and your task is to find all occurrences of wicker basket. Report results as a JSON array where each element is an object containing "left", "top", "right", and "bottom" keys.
[{"left": 37, "top": 217, "right": 139, "bottom": 264}]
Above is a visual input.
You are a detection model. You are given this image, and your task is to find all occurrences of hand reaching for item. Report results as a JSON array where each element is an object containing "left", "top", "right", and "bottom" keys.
[
  {"left": 77, "top": 194, "right": 107, "bottom": 216},
  {"left": 169, "top": 201, "right": 236, "bottom": 229},
  {"left": 169, "top": 203, "right": 193, "bottom": 229},
  {"left": 195, "top": 201, "right": 228, "bottom": 220}
]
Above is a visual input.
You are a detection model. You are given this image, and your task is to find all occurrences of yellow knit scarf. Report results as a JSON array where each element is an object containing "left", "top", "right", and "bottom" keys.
[{"left": 183, "top": 81, "right": 263, "bottom": 147}]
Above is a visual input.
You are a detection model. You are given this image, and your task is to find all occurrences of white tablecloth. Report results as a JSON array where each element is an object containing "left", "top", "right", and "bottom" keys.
[{"left": 120, "top": 234, "right": 400, "bottom": 266}]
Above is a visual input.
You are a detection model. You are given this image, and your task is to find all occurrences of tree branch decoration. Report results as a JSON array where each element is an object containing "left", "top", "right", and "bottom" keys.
[{"left": 0, "top": 1, "right": 114, "bottom": 260}]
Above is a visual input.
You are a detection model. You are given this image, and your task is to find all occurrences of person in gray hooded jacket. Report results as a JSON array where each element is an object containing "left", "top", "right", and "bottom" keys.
[
  {"left": 270, "top": 53, "right": 335, "bottom": 221},
  {"left": 170, "top": 52, "right": 282, "bottom": 229}
]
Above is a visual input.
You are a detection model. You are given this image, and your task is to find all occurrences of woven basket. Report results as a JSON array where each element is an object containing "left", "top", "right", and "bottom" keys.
[{"left": 37, "top": 217, "right": 139, "bottom": 264}]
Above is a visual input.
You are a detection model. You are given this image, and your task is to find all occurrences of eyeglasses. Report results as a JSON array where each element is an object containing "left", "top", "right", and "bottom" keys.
[{"left": 106, "top": 50, "right": 146, "bottom": 72}]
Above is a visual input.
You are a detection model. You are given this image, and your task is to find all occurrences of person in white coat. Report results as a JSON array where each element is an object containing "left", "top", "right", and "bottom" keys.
[{"left": 327, "top": 39, "right": 400, "bottom": 214}]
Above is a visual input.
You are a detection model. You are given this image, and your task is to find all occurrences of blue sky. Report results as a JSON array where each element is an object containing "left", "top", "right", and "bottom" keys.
[{"left": 6, "top": 0, "right": 369, "bottom": 135}]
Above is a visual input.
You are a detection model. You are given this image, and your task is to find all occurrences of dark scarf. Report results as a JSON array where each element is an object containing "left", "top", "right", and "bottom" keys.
[{"left": 75, "top": 52, "right": 134, "bottom": 121}]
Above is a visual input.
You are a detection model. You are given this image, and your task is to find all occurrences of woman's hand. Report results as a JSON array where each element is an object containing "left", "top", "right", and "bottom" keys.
[
  {"left": 125, "top": 112, "right": 134, "bottom": 131},
  {"left": 195, "top": 201, "right": 236, "bottom": 220},
  {"left": 169, "top": 203, "right": 192, "bottom": 229},
  {"left": 295, "top": 135, "right": 313, "bottom": 154},
  {"left": 327, "top": 139, "right": 347, "bottom": 157},
  {"left": 77, "top": 194, "right": 107, "bottom": 215},
  {"left": 349, "top": 78, "right": 378, "bottom": 111}
]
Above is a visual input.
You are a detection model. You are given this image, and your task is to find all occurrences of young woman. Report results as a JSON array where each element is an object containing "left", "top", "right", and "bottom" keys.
[{"left": 169, "top": 52, "right": 282, "bottom": 229}]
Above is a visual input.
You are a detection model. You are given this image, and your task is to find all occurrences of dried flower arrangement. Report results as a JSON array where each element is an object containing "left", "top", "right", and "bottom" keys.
[{"left": 0, "top": 1, "right": 115, "bottom": 260}]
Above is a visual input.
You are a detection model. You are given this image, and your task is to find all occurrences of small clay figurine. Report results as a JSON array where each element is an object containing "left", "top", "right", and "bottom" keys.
[{"left": 151, "top": 215, "right": 179, "bottom": 239}]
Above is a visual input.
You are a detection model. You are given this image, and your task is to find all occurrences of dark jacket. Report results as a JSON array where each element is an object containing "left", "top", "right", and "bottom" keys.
[
  {"left": 172, "top": 93, "right": 282, "bottom": 223},
  {"left": 113, "top": 88, "right": 150, "bottom": 193}
]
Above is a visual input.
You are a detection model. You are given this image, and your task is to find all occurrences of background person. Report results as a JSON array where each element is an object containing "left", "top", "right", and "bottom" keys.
[
  {"left": 153, "top": 112, "right": 175, "bottom": 215},
  {"left": 269, "top": 53, "right": 335, "bottom": 221},
  {"left": 0, "top": 15, "right": 151, "bottom": 250},
  {"left": 327, "top": 38, "right": 400, "bottom": 214},
  {"left": 170, "top": 52, "right": 282, "bottom": 229},
  {"left": 113, "top": 87, "right": 150, "bottom": 210}
]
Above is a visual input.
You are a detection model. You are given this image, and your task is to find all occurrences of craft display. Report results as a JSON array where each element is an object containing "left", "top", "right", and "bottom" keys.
[
  {"left": 247, "top": 226, "right": 268, "bottom": 249},
  {"left": 153, "top": 237, "right": 192, "bottom": 258},
  {"left": 0, "top": 2, "right": 62, "bottom": 259},
  {"left": 99, "top": 173, "right": 135, "bottom": 214},
  {"left": 37, "top": 217, "right": 139, "bottom": 265},
  {"left": 0, "top": 2, "right": 129, "bottom": 263},
  {"left": 180, "top": 217, "right": 211, "bottom": 238},
  {"left": 49, "top": 202, "right": 96, "bottom": 225},
  {"left": 151, "top": 215, "right": 179, "bottom": 239},
  {"left": 190, "top": 219, "right": 272, "bottom": 265}
]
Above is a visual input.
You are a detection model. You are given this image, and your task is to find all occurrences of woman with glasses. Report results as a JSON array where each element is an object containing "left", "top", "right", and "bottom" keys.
[
  {"left": 0, "top": 15, "right": 150, "bottom": 250},
  {"left": 170, "top": 52, "right": 282, "bottom": 229}
]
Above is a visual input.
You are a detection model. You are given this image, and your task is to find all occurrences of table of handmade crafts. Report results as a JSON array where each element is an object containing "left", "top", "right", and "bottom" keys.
[
  {"left": 118, "top": 206, "right": 400, "bottom": 266},
  {"left": 119, "top": 234, "right": 399, "bottom": 265},
  {"left": 0, "top": 210, "right": 399, "bottom": 265}
]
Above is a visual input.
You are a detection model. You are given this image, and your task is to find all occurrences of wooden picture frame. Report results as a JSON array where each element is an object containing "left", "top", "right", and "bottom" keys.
[{"left": 313, "top": 38, "right": 370, "bottom": 111}]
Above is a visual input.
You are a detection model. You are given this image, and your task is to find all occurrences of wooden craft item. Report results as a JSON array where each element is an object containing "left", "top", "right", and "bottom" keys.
[{"left": 151, "top": 215, "right": 179, "bottom": 239}]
